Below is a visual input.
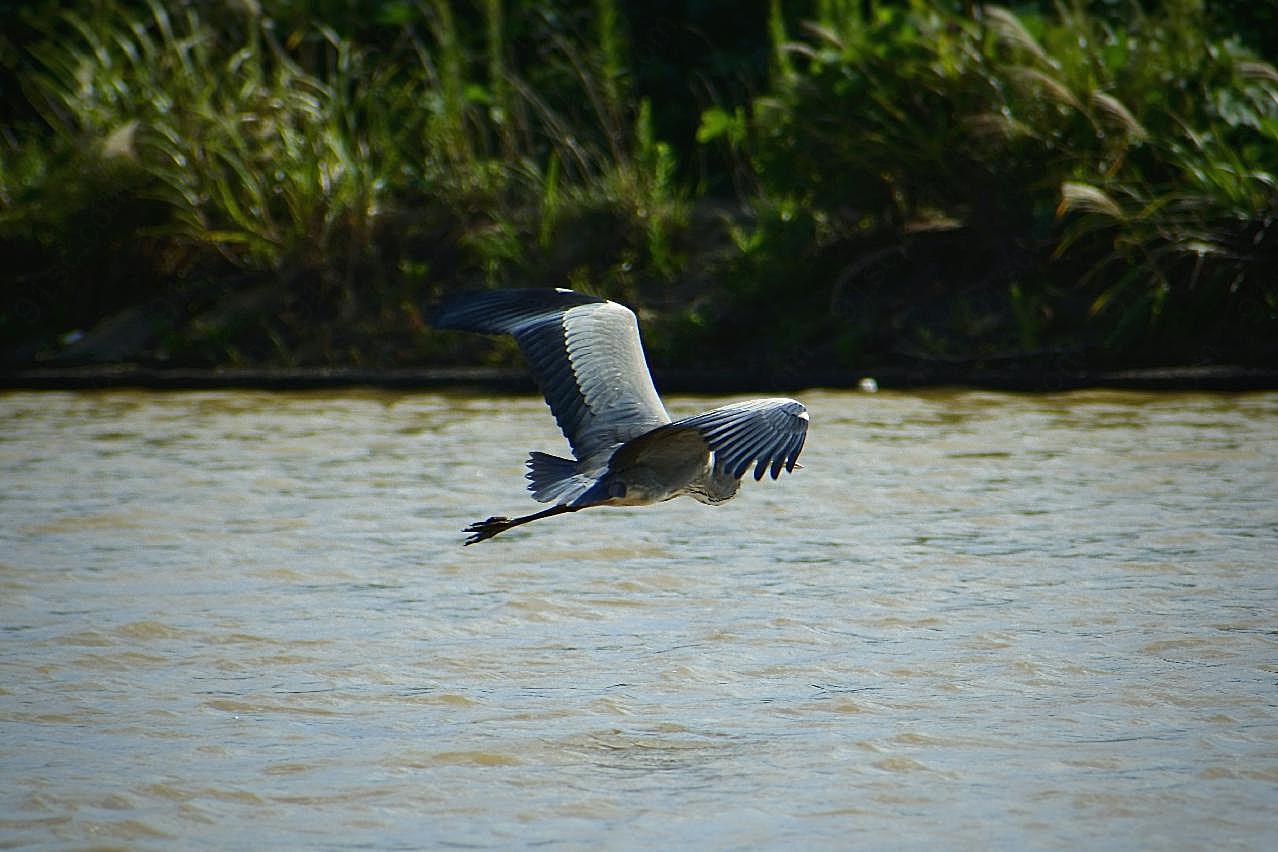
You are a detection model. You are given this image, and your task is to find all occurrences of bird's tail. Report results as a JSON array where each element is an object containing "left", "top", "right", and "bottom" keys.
[{"left": 525, "top": 452, "right": 597, "bottom": 505}]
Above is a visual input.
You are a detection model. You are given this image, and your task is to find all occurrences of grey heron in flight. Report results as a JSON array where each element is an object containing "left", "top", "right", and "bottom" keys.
[{"left": 430, "top": 288, "right": 809, "bottom": 544}]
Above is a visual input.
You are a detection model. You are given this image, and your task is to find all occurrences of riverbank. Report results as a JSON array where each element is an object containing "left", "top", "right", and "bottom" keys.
[
  {"left": 4, "top": 2, "right": 1275, "bottom": 381},
  {"left": 5, "top": 363, "right": 1275, "bottom": 393}
]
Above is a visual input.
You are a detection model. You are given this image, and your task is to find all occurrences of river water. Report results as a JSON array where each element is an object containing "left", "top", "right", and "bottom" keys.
[{"left": 2, "top": 388, "right": 1275, "bottom": 849}]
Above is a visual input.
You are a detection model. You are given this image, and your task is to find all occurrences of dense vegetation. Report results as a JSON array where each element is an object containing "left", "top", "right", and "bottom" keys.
[{"left": 2, "top": 1, "right": 1275, "bottom": 379}]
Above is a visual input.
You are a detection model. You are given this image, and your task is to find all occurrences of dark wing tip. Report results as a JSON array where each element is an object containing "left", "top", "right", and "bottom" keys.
[{"left": 678, "top": 397, "right": 809, "bottom": 484}]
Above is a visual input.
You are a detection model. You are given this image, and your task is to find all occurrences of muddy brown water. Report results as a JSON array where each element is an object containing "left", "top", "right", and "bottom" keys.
[{"left": 2, "top": 389, "right": 1276, "bottom": 848}]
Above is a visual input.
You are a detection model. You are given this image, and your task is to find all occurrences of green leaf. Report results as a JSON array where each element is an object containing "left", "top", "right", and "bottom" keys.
[{"left": 696, "top": 107, "right": 744, "bottom": 145}]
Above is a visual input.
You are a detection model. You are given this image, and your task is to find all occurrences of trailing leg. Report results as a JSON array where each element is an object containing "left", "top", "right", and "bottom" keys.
[{"left": 462, "top": 504, "right": 581, "bottom": 545}]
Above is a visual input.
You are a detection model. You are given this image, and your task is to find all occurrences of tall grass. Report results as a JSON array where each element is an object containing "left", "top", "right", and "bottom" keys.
[
  {"left": 24, "top": 1, "right": 405, "bottom": 283},
  {"left": 6, "top": 0, "right": 687, "bottom": 361},
  {"left": 999, "top": 1, "right": 1278, "bottom": 350},
  {"left": 700, "top": 0, "right": 1278, "bottom": 363},
  {"left": 3, "top": 0, "right": 1273, "bottom": 369}
]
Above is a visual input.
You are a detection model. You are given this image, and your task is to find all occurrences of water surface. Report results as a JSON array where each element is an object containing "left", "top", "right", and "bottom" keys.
[{"left": 2, "top": 389, "right": 1276, "bottom": 848}]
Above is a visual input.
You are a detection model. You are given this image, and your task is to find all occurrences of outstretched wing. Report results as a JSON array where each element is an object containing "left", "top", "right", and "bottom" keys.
[
  {"left": 429, "top": 288, "right": 671, "bottom": 462},
  {"left": 670, "top": 398, "right": 808, "bottom": 481}
]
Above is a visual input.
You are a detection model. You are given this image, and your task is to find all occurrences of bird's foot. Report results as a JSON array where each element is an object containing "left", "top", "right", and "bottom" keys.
[{"left": 462, "top": 516, "right": 512, "bottom": 545}]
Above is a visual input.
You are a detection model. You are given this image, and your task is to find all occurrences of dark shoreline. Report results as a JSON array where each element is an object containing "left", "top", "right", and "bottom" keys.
[{"left": 3, "top": 363, "right": 1275, "bottom": 393}]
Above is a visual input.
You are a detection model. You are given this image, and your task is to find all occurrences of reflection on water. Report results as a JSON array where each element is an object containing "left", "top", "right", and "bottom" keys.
[{"left": 2, "top": 389, "right": 1276, "bottom": 848}]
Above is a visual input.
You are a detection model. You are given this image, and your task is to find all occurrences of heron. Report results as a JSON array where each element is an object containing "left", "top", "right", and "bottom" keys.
[{"left": 429, "top": 288, "right": 809, "bottom": 544}]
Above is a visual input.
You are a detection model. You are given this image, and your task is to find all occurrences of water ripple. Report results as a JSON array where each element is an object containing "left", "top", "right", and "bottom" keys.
[{"left": 1, "top": 389, "right": 1276, "bottom": 848}]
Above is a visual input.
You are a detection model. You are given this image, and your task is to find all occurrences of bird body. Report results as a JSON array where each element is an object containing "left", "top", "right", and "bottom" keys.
[{"left": 430, "top": 288, "right": 808, "bottom": 544}]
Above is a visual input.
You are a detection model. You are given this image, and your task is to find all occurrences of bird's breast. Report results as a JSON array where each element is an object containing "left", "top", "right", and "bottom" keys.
[
  {"left": 602, "top": 426, "right": 713, "bottom": 505},
  {"left": 602, "top": 476, "right": 691, "bottom": 506}
]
